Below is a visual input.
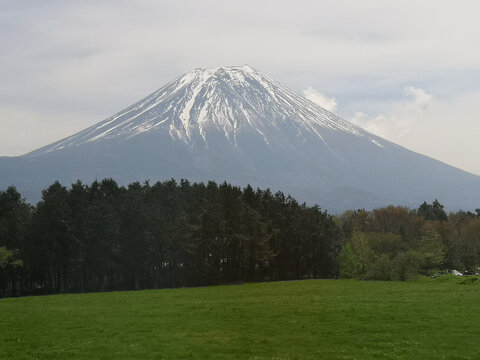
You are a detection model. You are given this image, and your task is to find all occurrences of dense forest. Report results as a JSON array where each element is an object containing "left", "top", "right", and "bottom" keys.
[
  {"left": 0, "top": 179, "right": 339, "bottom": 297},
  {"left": 1, "top": 179, "right": 479, "bottom": 297}
]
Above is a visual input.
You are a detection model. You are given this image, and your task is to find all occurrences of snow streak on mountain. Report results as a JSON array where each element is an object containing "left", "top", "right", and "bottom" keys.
[{"left": 2, "top": 65, "right": 480, "bottom": 212}]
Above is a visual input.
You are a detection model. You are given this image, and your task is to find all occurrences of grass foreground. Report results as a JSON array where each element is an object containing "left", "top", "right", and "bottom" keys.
[{"left": 1, "top": 276, "right": 480, "bottom": 359}]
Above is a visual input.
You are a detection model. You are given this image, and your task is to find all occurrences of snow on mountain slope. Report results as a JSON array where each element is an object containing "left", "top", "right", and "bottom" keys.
[{"left": 30, "top": 65, "right": 383, "bottom": 156}]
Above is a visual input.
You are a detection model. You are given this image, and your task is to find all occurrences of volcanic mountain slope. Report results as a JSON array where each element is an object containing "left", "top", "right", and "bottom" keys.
[{"left": 1, "top": 65, "right": 479, "bottom": 212}]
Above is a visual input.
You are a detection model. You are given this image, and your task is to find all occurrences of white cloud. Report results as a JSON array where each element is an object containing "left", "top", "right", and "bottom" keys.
[
  {"left": 348, "top": 88, "right": 480, "bottom": 175},
  {"left": 349, "top": 86, "right": 434, "bottom": 140},
  {"left": 403, "top": 86, "right": 433, "bottom": 110},
  {"left": 302, "top": 87, "right": 338, "bottom": 112}
]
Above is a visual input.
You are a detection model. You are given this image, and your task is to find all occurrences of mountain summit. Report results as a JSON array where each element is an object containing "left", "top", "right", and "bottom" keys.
[
  {"left": 2, "top": 65, "right": 480, "bottom": 212},
  {"left": 32, "top": 65, "right": 376, "bottom": 154}
]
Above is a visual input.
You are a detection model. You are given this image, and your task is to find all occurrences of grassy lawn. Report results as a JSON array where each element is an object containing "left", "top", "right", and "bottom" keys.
[{"left": 1, "top": 277, "right": 480, "bottom": 359}]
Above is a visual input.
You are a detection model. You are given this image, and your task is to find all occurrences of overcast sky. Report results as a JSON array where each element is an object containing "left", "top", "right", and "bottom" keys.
[{"left": 1, "top": 0, "right": 480, "bottom": 175}]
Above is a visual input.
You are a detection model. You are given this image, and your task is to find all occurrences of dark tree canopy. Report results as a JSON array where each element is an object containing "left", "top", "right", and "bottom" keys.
[
  {"left": 1, "top": 181, "right": 479, "bottom": 297},
  {"left": 417, "top": 199, "right": 448, "bottom": 222},
  {"left": 0, "top": 179, "right": 340, "bottom": 297}
]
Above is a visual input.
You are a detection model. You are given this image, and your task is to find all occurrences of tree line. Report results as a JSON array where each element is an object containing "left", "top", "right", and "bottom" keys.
[
  {"left": 0, "top": 179, "right": 339, "bottom": 297},
  {"left": 1, "top": 180, "right": 480, "bottom": 297},
  {"left": 338, "top": 201, "right": 480, "bottom": 280}
]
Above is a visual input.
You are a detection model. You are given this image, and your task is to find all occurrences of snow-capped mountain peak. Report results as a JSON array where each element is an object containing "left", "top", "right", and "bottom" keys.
[{"left": 31, "top": 65, "right": 382, "bottom": 155}]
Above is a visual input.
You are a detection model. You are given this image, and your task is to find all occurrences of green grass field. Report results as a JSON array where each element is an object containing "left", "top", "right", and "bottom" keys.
[{"left": 1, "top": 277, "right": 480, "bottom": 359}]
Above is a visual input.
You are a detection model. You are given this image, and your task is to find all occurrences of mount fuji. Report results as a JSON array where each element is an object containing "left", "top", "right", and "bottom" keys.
[{"left": 1, "top": 65, "right": 479, "bottom": 212}]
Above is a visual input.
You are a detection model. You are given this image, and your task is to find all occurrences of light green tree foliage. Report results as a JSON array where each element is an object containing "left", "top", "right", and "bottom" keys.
[
  {"left": 367, "top": 232, "right": 405, "bottom": 257},
  {"left": 0, "top": 247, "right": 23, "bottom": 269},
  {"left": 392, "top": 250, "right": 421, "bottom": 281},
  {"left": 349, "top": 232, "right": 419, "bottom": 281},
  {"left": 363, "top": 232, "right": 402, "bottom": 280},
  {"left": 351, "top": 232, "right": 374, "bottom": 275},
  {"left": 338, "top": 243, "right": 359, "bottom": 278},
  {"left": 417, "top": 231, "right": 446, "bottom": 270},
  {"left": 366, "top": 254, "right": 393, "bottom": 281}
]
